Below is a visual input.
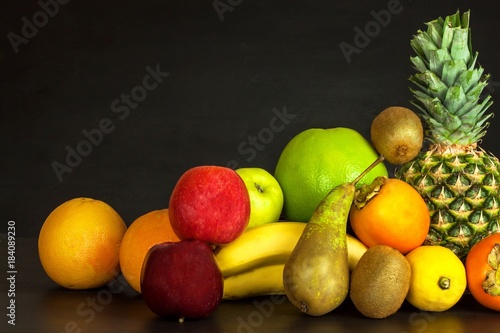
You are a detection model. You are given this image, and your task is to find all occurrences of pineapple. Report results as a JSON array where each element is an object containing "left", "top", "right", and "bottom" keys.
[{"left": 396, "top": 10, "right": 500, "bottom": 259}]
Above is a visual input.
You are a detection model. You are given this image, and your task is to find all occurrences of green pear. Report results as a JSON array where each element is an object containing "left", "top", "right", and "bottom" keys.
[{"left": 283, "top": 155, "right": 384, "bottom": 316}]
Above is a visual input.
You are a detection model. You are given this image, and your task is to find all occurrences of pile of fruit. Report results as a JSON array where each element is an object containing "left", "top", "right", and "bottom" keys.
[{"left": 38, "top": 9, "right": 500, "bottom": 322}]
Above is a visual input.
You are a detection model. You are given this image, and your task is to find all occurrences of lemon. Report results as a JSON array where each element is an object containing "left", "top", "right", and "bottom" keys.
[
  {"left": 405, "top": 245, "right": 467, "bottom": 312},
  {"left": 38, "top": 197, "right": 127, "bottom": 289},
  {"left": 274, "top": 127, "right": 388, "bottom": 222}
]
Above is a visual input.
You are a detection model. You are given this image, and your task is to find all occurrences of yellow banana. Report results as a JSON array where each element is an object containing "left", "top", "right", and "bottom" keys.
[
  {"left": 214, "top": 222, "right": 306, "bottom": 276},
  {"left": 222, "top": 235, "right": 369, "bottom": 300},
  {"left": 223, "top": 264, "right": 285, "bottom": 300},
  {"left": 347, "top": 233, "right": 369, "bottom": 270},
  {"left": 214, "top": 221, "right": 368, "bottom": 277}
]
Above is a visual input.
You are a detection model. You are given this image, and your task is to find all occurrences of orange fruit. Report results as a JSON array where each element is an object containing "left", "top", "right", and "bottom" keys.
[
  {"left": 119, "top": 209, "right": 180, "bottom": 292},
  {"left": 274, "top": 127, "right": 388, "bottom": 222},
  {"left": 349, "top": 178, "right": 430, "bottom": 254},
  {"left": 38, "top": 197, "right": 127, "bottom": 289}
]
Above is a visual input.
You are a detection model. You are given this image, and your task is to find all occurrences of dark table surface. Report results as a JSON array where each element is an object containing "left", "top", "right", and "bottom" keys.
[
  {"left": 5, "top": 237, "right": 500, "bottom": 333},
  {"left": 2, "top": 0, "right": 500, "bottom": 332}
]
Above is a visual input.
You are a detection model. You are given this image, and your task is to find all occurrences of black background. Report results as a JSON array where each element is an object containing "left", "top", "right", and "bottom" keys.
[
  {"left": 3, "top": 1, "right": 500, "bottom": 332},
  {"left": 2, "top": 0, "right": 500, "bottom": 237}
]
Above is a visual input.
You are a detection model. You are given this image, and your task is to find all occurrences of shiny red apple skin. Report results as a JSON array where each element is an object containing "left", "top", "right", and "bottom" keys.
[
  {"left": 140, "top": 240, "right": 223, "bottom": 320},
  {"left": 169, "top": 165, "right": 250, "bottom": 245}
]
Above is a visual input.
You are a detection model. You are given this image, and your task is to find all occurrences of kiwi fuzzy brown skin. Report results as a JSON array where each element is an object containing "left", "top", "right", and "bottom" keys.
[
  {"left": 371, "top": 106, "right": 423, "bottom": 165},
  {"left": 349, "top": 245, "right": 411, "bottom": 319}
]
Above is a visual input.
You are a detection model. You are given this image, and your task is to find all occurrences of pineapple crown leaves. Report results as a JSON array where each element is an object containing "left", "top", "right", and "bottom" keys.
[{"left": 408, "top": 9, "right": 494, "bottom": 146}]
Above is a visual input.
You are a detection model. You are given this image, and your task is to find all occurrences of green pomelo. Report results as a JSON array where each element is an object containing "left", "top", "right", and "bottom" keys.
[{"left": 274, "top": 127, "right": 388, "bottom": 222}]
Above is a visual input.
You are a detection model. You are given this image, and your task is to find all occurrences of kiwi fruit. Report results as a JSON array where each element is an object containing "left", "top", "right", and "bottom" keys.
[
  {"left": 370, "top": 106, "right": 423, "bottom": 165},
  {"left": 349, "top": 245, "right": 411, "bottom": 319}
]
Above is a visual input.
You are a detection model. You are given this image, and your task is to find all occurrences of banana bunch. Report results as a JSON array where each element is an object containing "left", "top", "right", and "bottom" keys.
[{"left": 214, "top": 221, "right": 368, "bottom": 300}]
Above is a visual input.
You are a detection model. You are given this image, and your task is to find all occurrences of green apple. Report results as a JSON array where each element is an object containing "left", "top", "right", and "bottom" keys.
[{"left": 235, "top": 167, "right": 284, "bottom": 228}]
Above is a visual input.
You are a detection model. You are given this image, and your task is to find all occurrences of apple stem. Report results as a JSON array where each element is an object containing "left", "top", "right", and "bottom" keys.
[{"left": 254, "top": 182, "right": 264, "bottom": 193}]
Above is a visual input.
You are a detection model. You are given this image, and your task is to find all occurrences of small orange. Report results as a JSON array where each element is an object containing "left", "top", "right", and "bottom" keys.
[
  {"left": 38, "top": 197, "right": 127, "bottom": 289},
  {"left": 119, "top": 208, "right": 180, "bottom": 293},
  {"left": 349, "top": 177, "right": 430, "bottom": 254}
]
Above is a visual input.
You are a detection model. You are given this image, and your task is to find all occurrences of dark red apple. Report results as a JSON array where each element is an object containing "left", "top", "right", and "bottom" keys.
[
  {"left": 140, "top": 240, "right": 223, "bottom": 321},
  {"left": 169, "top": 165, "right": 250, "bottom": 245}
]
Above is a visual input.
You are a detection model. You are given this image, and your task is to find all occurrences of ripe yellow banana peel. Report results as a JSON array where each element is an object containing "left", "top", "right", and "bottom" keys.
[
  {"left": 223, "top": 264, "right": 285, "bottom": 300},
  {"left": 215, "top": 222, "right": 368, "bottom": 300}
]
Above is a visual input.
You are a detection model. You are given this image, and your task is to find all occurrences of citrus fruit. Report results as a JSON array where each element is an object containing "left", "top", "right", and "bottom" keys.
[
  {"left": 119, "top": 209, "right": 181, "bottom": 293},
  {"left": 38, "top": 197, "right": 127, "bottom": 289},
  {"left": 274, "top": 127, "right": 388, "bottom": 222},
  {"left": 349, "top": 177, "right": 430, "bottom": 254},
  {"left": 405, "top": 245, "right": 467, "bottom": 312}
]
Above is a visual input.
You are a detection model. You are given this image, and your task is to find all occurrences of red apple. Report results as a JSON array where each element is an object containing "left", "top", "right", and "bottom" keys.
[
  {"left": 140, "top": 240, "right": 223, "bottom": 320},
  {"left": 169, "top": 165, "right": 250, "bottom": 245}
]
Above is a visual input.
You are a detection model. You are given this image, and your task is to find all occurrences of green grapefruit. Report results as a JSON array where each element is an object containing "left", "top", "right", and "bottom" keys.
[{"left": 274, "top": 127, "right": 388, "bottom": 222}]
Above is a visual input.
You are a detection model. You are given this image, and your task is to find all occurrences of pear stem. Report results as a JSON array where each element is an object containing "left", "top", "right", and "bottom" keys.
[{"left": 352, "top": 155, "right": 385, "bottom": 186}]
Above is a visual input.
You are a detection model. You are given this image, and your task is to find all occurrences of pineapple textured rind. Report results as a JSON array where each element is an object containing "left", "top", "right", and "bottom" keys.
[
  {"left": 396, "top": 10, "right": 500, "bottom": 259},
  {"left": 398, "top": 147, "right": 500, "bottom": 257}
]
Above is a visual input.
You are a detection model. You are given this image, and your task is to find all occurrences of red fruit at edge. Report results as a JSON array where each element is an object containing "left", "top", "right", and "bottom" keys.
[
  {"left": 140, "top": 240, "right": 223, "bottom": 320},
  {"left": 169, "top": 165, "right": 250, "bottom": 245}
]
